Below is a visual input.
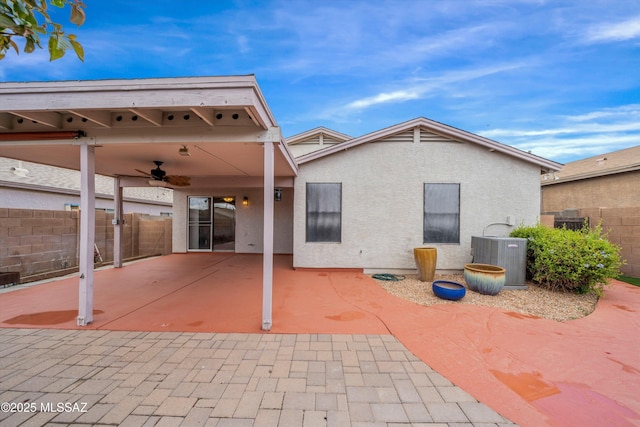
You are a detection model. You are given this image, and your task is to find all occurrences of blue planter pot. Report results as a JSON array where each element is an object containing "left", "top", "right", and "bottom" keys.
[
  {"left": 432, "top": 280, "right": 466, "bottom": 301},
  {"left": 464, "top": 263, "right": 506, "bottom": 296}
]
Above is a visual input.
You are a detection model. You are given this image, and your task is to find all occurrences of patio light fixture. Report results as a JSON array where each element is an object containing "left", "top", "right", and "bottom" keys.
[
  {"left": 242, "top": 197, "right": 249, "bottom": 207},
  {"left": 179, "top": 145, "right": 190, "bottom": 156},
  {"left": 274, "top": 187, "right": 282, "bottom": 202}
]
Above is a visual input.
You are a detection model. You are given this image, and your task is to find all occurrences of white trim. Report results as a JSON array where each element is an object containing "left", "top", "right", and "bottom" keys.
[
  {"left": 0, "top": 75, "right": 279, "bottom": 132},
  {"left": 297, "top": 117, "right": 562, "bottom": 172}
]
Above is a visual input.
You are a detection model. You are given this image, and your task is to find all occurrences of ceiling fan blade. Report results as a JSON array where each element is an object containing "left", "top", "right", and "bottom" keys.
[
  {"left": 135, "top": 168, "right": 152, "bottom": 178},
  {"left": 166, "top": 175, "right": 191, "bottom": 186}
]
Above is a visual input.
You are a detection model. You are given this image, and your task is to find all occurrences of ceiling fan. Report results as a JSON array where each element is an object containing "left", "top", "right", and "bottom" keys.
[{"left": 135, "top": 160, "right": 191, "bottom": 187}]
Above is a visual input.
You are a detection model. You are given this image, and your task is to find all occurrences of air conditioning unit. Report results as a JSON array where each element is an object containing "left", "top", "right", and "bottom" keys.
[{"left": 471, "top": 236, "right": 528, "bottom": 289}]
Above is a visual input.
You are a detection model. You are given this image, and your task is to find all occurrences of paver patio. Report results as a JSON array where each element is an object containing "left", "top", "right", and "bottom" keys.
[{"left": 1, "top": 253, "right": 638, "bottom": 426}]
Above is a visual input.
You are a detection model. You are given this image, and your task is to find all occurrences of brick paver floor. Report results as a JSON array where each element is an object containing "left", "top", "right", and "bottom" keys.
[{"left": 0, "top": 328, "right": 515, "bottom": 426}]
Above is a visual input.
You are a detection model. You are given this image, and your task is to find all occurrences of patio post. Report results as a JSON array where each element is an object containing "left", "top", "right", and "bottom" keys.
[
  {"left": 78, "top": 142, "right": 96, "bottom": 326},
  {"left": 113, "top": 176, "right": 124, "bottom": 268},
  {"left": 262, "top": 140, "right": 275, "bottom": 331}
]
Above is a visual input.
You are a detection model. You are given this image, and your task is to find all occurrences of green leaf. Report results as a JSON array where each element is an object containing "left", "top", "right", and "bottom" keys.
[
  {"left": 25, "top": 37, "right": 35, "bottom": 53},
  {"left": 47, "top": 34, "right": 65, "bottom": 60},
  {"left": 9, "top": 39, "right": 19, "bottom": 54},
  {"left": 50, "top": 0, "right": 65, "bottom": 8},
  {"left": 0, "top": 13, "right": 18, "bottom": 29},
  {"left": 69, "top": 37, "right": 83, "bottom": 61}
]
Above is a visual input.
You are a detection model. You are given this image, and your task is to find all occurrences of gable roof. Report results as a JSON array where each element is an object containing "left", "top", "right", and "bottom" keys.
[
  {"left": 286, "top": 127, "right": 352, "bottom": 145},
  {"left": 542, "top": 145, "right": 640, "bottom": 185},
  {"left": 296, "top": 117, "right": 562, "bottom": 172}
]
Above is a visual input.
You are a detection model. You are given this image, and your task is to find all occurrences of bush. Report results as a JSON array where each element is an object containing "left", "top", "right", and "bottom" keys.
[{"left": 510, "top": 222, "right": 623, "bottom": 296}]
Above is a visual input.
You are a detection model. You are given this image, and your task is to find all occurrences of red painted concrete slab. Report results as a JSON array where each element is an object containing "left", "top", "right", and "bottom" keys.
[
  {"left": 1, "top": 253, "right": 638, "bottom": 426},
  {"left": 0, "top": 254, "right": 387, "bottom": 334},
  {"left": 328, "top": 272, "right": 640, "bottom": 427}
]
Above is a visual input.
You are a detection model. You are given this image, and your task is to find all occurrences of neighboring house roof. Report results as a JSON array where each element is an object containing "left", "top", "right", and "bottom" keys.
[
  {"left": 296, "top": 117, "right": 562, "bottom": 172},
  {"left": 541, "top": 145, "right": 640, "bottom": 185},
  {"left": 0, "top": 157, "right": 173, "bottom": 205}
]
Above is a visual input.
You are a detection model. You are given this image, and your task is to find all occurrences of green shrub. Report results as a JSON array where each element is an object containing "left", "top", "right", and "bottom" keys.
[{"left": 510, "top": 223, "right": 623, "bottom": 296}]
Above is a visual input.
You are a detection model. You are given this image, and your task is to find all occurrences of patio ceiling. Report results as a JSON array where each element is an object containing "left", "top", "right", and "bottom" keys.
[{"left": 0, "top": 76, "right": 298, "bottom": 188}]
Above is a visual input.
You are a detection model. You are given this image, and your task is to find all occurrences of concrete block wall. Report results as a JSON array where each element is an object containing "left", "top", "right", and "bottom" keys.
[
  {"left": 580, "top": 207, "right": 640, "bottom": 277},
  {"left": 138, "top": 215, "right": 172, "bottom": 256},
  {"left": 0, "top": 208, "right": 78, "bottom": 276},
  {"left": 0, "top": 208, "right": 172, "bottom": 281}
]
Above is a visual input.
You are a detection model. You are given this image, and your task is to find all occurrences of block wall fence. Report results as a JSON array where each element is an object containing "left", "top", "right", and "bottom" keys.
[
  {"left": 545, "top": 207, "right": 640, "bottom": 277},
  {"left": 580, "top": 207, "right": 640, "bottom": 277},
  {"left": 0, "top": 208, "right": 172, "bottom": 282}
]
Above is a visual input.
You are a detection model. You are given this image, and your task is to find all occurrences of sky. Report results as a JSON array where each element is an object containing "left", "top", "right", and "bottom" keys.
[{"left": 1, "top": 0, "right": 639, "bottom": 164}]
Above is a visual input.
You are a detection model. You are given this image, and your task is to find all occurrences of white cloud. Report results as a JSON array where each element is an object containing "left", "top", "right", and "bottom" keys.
[
  {"left": 344, "top": 91, "right": 421, "bottom": 110},
  {"left": 563, "top": 104, "right": 640, "bottom": 122},
  {"left": 478, "top": 105, "right": 640, "bottom": 162},
  {"left": 482, "top": 121, "right": 640, "bottom": 138},
  {"left": 339, "top": 62, "right": 526, "bottom": 112},
  {"left": 585, "top": 16, "right": 640, "bottom": 42},
  {"left": 511, "top": 134, "right": 640, "bottom": 161}
]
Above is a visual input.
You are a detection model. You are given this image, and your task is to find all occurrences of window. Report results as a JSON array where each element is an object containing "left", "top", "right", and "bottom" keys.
[
  {"left": 306, "top": 183, "right": 341, "bottom": 242},
  {"left": 424, "top": 183, "right": 460, "bottom": 243}
]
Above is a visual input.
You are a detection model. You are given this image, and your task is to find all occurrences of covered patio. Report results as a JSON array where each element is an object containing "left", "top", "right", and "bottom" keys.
[{"left": 0, "top": 76, "right": 298, "bottom": 330}]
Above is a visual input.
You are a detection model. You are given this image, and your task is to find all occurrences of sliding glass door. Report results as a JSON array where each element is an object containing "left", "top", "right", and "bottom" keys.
[
  {"left": 188, "top": 196, "right": 236, "bottom": 252},
  {"left": 188, "top": 196, "right": 212, "bottom": 251},
  {"left": 212, "top": 197, "right": 236, "bottom": 251}
]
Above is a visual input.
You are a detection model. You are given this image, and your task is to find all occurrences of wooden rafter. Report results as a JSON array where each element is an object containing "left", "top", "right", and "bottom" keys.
[{"left": 10, "top": 111, "right": 62, "bottom": 128}]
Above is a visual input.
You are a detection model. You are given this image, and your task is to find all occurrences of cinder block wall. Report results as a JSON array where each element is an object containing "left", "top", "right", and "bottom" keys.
[
  {"left": 0, "top": 208, "right": 172, "bottom": 281},
  {"left": 0, "top": 208, "right": 79, "bottom": 276},
  {"left": 580, "top": 207, "right": 640, "bottom": 277},
  {"left": 138, "top": 215, "right": 172, "bottom": 256}
]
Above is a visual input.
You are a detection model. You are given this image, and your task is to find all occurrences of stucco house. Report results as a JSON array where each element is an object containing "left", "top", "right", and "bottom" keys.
[
  {"left": 290, "top": 118, "right": 561, "bottom": 273},
  {"left": 0, "top": 75, "right": 561, "bottom": 329},
  {"left": 541, "top": 145, "right": 640, "bottom": 276}
]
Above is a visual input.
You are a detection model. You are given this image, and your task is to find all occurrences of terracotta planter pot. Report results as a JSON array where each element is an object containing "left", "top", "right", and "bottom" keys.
[
  {"left": 464, "top": 263, "right": 506, "bottom": 296},
  {"left": 414, "top": 247, "right": 437, "bottom": 282}
]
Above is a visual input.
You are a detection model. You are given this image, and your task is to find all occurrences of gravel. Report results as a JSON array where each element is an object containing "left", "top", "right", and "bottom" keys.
[{"left": 374, "top": 273, "right": 598, "bottom": 322}]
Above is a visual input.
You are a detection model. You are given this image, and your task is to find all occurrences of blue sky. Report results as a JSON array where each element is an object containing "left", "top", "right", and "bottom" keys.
[{"left": 2, "top": 0, "right": 639, "bottom": 164}]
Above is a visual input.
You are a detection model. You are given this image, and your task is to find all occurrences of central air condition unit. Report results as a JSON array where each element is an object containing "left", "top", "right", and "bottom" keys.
[{"left": 471, "top": 236, "right": 528, "bottom": 289}]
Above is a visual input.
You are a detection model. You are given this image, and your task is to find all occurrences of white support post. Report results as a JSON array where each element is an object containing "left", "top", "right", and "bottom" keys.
[
  {"left": 262, "top": 140, "right": 275, "bottom": 331},
  {"left": 113, "top": 176, "right": 124, "bottom": 268},
  {"left": 78, "top": 143, "right": 95, "bottom": 326}
]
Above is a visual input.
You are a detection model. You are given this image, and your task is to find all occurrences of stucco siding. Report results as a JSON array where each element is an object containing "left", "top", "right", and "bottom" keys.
[
  {"left": 541, "top": 171, "right": 640, "bottom": 212},
  {"left": 294, "top": 138, "right": 541, "bottom": 272},
  {"left": 172, "top": 187, "right": 293, "bottom": 254}
]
